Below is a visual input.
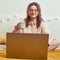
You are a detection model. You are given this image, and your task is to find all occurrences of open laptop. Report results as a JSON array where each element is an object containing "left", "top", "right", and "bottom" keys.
[{"left": 6, "top": 33, "right": 49, "bottom": 60}]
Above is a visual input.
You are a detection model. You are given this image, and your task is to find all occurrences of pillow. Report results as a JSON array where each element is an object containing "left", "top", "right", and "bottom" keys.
[{"left": 0, "top": 36, "right": 6, "bottom": 44}]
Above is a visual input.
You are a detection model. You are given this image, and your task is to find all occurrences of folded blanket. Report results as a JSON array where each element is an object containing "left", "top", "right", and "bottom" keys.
[{"left": 0, "top": 45, "right": 6, "bottom": 50}]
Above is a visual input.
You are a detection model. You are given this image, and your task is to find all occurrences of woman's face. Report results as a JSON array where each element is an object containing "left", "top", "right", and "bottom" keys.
[{"left": 28, "top": 5, "right": 38, "bottom": 19}]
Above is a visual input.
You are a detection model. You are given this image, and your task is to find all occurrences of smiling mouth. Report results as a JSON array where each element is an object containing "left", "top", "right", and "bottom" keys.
[{"left": 31, "top": 13, "right": 36, "bottom": 15}]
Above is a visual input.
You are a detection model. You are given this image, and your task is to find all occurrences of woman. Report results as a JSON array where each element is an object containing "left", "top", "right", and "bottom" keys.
[{"left": 13, "top": 2, "right": 59, "bottom": 50}]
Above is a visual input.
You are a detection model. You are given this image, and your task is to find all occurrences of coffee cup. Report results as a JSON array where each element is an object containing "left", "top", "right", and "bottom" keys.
[{"left": 17, "top": 21, "right": 25, "bottom": 29}]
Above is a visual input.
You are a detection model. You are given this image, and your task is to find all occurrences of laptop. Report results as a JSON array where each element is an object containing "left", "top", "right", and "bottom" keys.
[{"left": 6, "top": 33, "right": 49, "bottom": 60}]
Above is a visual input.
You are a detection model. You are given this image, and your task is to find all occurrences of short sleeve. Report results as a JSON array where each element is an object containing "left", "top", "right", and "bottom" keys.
[{"left": 40, "top": 21, "right": 50, "bottom": 34}]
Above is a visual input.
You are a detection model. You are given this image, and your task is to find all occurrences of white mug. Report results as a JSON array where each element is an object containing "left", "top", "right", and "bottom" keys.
[{"left": 17, "top": 21, "right": 25, "bottom": 29}]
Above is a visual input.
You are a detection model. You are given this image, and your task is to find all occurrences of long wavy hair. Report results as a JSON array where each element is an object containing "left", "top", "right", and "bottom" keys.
[{"left": 25, "top": 2, "right": 43, "bottom": 28}]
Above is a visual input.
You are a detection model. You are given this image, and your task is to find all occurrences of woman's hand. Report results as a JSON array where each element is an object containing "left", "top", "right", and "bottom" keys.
[
  {"left": 13, "top": 25, "right": 25, "bottom": 33},
  {"left": 13, "top": 25, "right": 19, "bottom": 33}
]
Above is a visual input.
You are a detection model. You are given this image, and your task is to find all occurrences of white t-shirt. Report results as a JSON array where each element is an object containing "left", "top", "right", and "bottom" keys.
[{"left": 23, "top": 21, "right": 58, "bottom": 45}]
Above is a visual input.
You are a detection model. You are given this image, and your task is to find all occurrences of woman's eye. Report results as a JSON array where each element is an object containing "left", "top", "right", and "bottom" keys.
[
  {"left": 29, "top": 9, "right": 37, "bottom": 12},
  {"left": 34, "top": 9, "right": 37, "bottom": 11}
]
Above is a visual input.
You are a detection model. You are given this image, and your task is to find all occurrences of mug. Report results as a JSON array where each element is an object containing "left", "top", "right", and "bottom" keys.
[{"left": 17, "top": 21, "right": 25, "bottom": 29}]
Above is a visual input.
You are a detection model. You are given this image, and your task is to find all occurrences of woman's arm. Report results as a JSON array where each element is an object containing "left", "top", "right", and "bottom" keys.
[{"left": 40, "top": 21, "right": 59, "bottom": 51}]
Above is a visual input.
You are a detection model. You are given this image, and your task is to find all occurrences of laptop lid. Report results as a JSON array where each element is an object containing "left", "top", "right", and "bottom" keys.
[{"left": 6, "top": 33, "right": 49, "bottom": 59}]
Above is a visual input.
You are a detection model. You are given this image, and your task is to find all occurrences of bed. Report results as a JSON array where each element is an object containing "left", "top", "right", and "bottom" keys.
[
  {"left": 0, "top": 36, "right": 60, "bottom": 60},
  {"left": 0, "top": 50, "right": 60, "bottom": 60}
]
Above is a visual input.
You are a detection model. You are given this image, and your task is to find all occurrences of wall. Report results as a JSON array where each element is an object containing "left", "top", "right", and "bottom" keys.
[{"left": 0, "top": 0, "right": 60, "bottom": 42}]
